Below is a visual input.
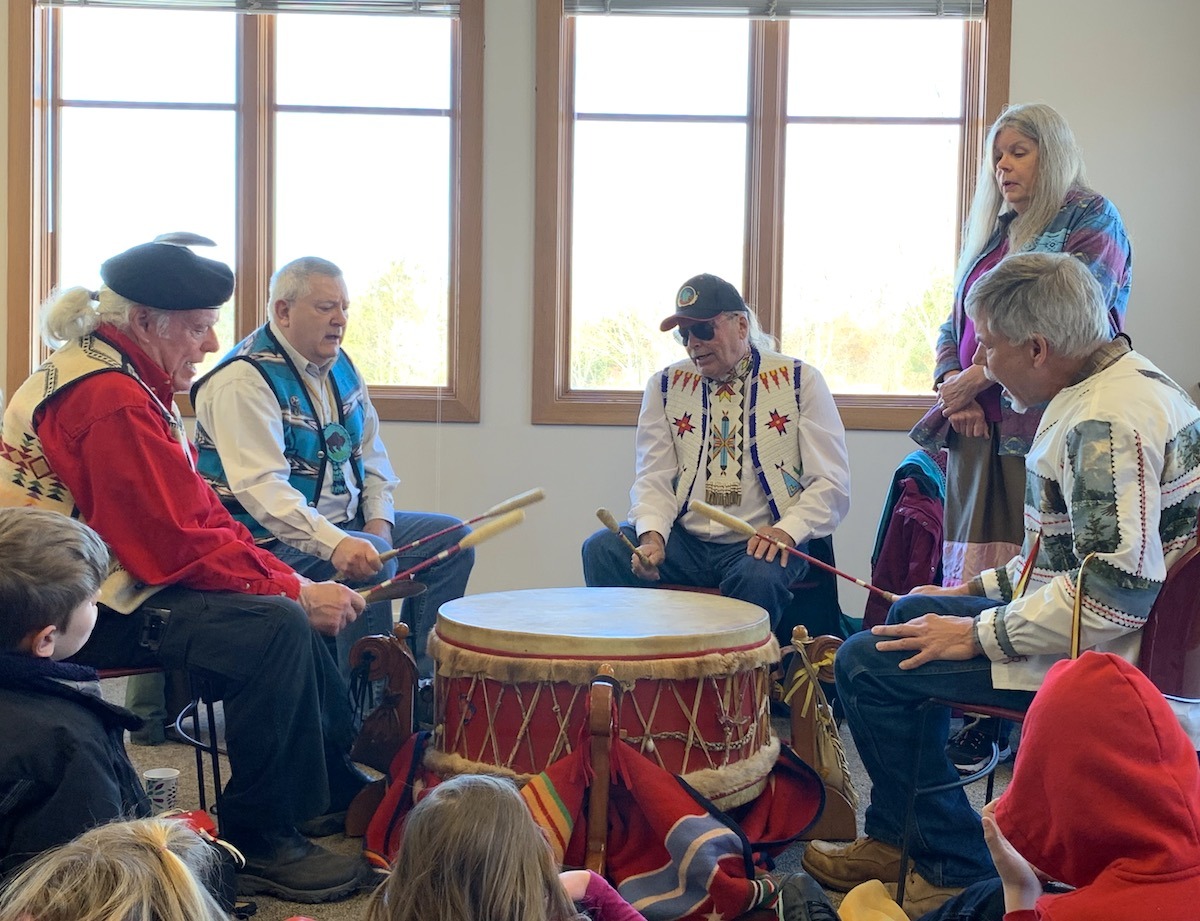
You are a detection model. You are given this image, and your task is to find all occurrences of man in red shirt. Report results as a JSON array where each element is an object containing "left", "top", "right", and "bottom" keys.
[{"left": 0, "top": 235, "right": 374, "bottom": 903}]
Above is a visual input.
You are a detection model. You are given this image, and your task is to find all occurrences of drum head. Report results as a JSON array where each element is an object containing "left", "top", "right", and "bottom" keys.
[{"left": 437, "top": 587, "right": 770, "bottom": 658}]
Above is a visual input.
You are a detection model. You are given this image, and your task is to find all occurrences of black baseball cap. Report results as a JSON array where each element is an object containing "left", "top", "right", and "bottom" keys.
[{"left": 659, "top": 273, "right": 748, "bottom": 332}]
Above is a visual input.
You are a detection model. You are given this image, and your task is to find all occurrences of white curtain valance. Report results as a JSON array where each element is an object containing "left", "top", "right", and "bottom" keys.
[
  {"left": 39, "top": 1, "right": 459, "bottom": 15},
  {"left": 566, "top": 1, "right": 984, "bottom": 19}
]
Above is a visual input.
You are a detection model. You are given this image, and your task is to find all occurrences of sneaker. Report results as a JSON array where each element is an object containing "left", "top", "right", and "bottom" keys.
[
  {"left": 888, "top": 868, "right": 964, "bottom": 920},
  {"left": 801, "top": 837, "right": 902, "bottom": 892},
  {"left": 772, "top": 871, "right": 839, "bottom": 921},
  {"left": 946, "top": 718, "right": 1011, "bottom": 774},
  {"left": 231, "top": 828, "right": 373, "bottom": 903}
]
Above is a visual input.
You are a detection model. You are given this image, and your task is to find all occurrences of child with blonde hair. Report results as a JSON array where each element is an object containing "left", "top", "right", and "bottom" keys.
[
  {"left": 0, "top": 817, "right": 227, "bottom": 921},
  {"left": 364, "top": 773, "right": 642, "bottom": 921}
]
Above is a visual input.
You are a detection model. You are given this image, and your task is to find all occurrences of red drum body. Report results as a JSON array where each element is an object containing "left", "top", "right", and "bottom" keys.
[{"left": 427, "top": 587, "right": 781, "bottom": 809}]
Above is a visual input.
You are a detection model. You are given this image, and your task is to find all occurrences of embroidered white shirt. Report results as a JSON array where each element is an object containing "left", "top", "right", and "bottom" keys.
[{"left": 629, "top": 356, "right": 850, "bottom": 548}]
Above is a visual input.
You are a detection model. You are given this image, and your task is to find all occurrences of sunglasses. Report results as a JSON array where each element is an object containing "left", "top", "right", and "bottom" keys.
[{"left": 674, "top": 319, "right": 719, "bottom": 345}]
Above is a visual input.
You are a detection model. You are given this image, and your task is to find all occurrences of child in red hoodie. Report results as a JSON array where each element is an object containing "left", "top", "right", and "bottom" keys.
[{"left": 922, "top": 651, "right": 1200, "bottom": 921}]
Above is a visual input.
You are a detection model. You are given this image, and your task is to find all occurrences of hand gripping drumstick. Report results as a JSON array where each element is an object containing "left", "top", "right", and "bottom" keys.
[
  {"left": 359, "top": 509, "right": 527, "bottom": 602},
  {"left": 335, "top": 488, "right": 545, "bottom": 581},
  {"left": 689, "top": 500, "right": 899, "bottom": 603},
  {"left": 595, "top": 508, "right": 652, "bottom": 567}
]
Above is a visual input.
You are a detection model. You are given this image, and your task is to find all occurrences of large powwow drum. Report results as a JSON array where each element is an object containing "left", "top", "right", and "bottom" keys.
[{"left": 427, "top": 587, "right": 781, "bottom": 809}]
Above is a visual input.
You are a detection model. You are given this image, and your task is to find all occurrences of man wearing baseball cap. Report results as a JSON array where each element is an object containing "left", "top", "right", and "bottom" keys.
[
  {"left": 0, "top": 235, "right": 374, "bottom": 902},
  {"left": 582, "top": 273, "right": 851, "bottom": 630}
]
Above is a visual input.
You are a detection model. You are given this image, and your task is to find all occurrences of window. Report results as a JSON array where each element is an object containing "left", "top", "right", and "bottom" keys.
[
  {"left": 533, "top": 0, "right": 1011, "bottom": 428},
  {"left": 7, "top": 0, "right": 483, "bottom": 422}
]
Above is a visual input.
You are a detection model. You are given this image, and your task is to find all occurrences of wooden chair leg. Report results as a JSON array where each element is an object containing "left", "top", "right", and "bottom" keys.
[{"left": 585, "top": 665, "right": 617, "bottom": 875}]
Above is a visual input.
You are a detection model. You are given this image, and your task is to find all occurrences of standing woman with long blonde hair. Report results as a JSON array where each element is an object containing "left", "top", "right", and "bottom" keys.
[
  {"left": 910, "top": 102, "right": 1132, "bottom": 770},
  {"left": 364, "top": 773, "right": 642, "bottom": 921}
]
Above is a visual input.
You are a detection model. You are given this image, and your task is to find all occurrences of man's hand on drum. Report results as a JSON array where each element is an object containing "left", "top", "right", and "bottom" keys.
[
  {"left": 331, "top": 534, "right": 385, "bottom": 581},
  {"left": 871, "top": 613, "right": 980, "bottom": 670},
  {"left": 632, "top": 531, "right": 666, "bottom": 581},
  {"left": 299, "top": 581, "right": 367, "bottom": 636},
  {"left": 747, "top": 526, "right": 793, "bottom": 566}
]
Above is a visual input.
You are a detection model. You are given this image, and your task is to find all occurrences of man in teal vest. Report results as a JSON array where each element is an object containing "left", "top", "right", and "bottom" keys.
[{"left": 193, "top": 256, "right": 473, "bottom": 682}]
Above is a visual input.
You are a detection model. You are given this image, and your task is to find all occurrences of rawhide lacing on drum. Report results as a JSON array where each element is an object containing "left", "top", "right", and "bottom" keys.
[{"left": 428, "top": 632, "right": 780, "bottom": 685}]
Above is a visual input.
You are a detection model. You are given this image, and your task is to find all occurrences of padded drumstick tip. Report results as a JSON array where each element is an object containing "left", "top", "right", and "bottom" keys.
[
  {"left": 595, "top": 508, "right": 622, "bottom": 533},
  {"left": 459, "top": 509, "right": 526, "bottom": 550},
  {"left": 596, "top": 508, "right": 651, "bottom": 565},
  {"left": 486, "top": 487, "right": 546, "bottom": 517}
]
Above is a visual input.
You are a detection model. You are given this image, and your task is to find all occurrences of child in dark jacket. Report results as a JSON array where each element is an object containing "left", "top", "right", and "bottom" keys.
[{"left": 0, "top": 507, "right": 150, "bottom": 877}]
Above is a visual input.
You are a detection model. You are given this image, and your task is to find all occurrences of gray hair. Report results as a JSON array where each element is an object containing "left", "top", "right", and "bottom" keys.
[
  {"left": 269, "top": 256, "right": 344, "bottom": 306},
  {"left": 40, "top": 286, "right": 173, "bottom": 348},
  {"left": 965, "top": 252, "right": 1110, "bottom": 358},
  {"left": 744, "top": 308, "right": 777, "bottom": 351},
  {"left": 958, "top": 103, "right": 1090, "bottom": 285}
]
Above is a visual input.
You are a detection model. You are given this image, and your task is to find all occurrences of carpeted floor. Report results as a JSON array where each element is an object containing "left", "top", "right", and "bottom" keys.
[{"left": 101, "top": 676, "right": 1011, "bottom": 921}]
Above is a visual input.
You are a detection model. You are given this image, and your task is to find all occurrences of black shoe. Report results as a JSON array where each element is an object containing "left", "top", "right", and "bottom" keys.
[
  {"left": 946, "top": 717, "right": 1012, "bottom": 774},
  {"left": 773, "top": 871, "right": 839, "bottom": 921},
  {"left": 229, "top": 828, "right": 371, "bottom": 903},
  {"left": 296, "top": 810, "right": 347, "bottom": 838}
]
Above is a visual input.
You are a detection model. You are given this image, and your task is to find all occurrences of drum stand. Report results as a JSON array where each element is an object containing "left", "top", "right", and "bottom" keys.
[
  {"left": 345, "top": 624, "right": 420, "bottom": 836},
  {"left": 780, "top": 627, "right": 858, "bottom": 841},
  {"left": 585, "top": 665, "right": 617, "bottom": 875}
]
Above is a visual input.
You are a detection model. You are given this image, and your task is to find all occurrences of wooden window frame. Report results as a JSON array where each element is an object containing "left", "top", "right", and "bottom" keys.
[
  {"left": 532, "top": 0, "right": 1010, "bottom": 428},
  {"left": 6, "top": 0, "right": 484, "bottom": 423}
]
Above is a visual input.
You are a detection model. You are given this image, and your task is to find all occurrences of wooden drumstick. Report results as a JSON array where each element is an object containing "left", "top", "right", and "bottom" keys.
[
  {"left": 360, "top": 509, "right": 527, "bottom": 601},
  {"left": 595, "top": 508, "right": 651, "bottom": 567},
  {"left": 336, "top": 488, "right": 546, "bottom": 580},
  {"left": 689, "top": 500, "right": 899, "bottom": 603}
]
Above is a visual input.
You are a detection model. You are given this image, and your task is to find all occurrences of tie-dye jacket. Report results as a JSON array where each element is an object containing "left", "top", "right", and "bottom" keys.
[
  {"left": 972, "top": 340, "right": 1200, "bottom": 714},
  {"left": 913, "top": 188, "right": 1133, "bottom": 456}
]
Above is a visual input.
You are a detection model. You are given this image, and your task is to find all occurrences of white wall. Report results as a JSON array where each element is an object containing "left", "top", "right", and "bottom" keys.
[
  {"left": 1008, "top": 0, "right": 1200, "bottom": 396},
  {"left": 3, "top": 0, "right": 1197, "bottom": 620}
]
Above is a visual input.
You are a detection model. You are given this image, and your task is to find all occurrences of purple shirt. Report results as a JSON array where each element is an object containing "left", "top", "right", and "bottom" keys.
[{"left": 958, "top": 239, "right": 1009, "bottom": 423}]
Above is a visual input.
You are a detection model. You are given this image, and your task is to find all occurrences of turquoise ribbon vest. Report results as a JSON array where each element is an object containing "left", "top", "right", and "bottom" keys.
[{"left": 193, "top": 325, "right": 367, "bottom": 542}]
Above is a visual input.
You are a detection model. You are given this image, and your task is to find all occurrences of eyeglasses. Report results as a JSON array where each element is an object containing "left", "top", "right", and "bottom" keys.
[{"left": 674, "top": 319, "right": 719, "bottom": 345}]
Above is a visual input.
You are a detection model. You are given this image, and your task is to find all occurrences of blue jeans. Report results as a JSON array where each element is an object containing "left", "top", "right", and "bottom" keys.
[
  {"left": 581, "top": 520, "right": 808, "bottom": 629},
  {"left": 916, "top": 878, "right": 1004, "bottom": 921},
  {"left": 271, "top": 510, "right": 474, "bottom": 679},
  {"left": 836, "top": 594, "right": 1034, "bottom": 887}
]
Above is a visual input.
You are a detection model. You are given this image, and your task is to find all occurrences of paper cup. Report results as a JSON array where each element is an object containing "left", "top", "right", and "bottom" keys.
[{"left": 142, "top": 767, "right": 181, "bottom": 813}]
